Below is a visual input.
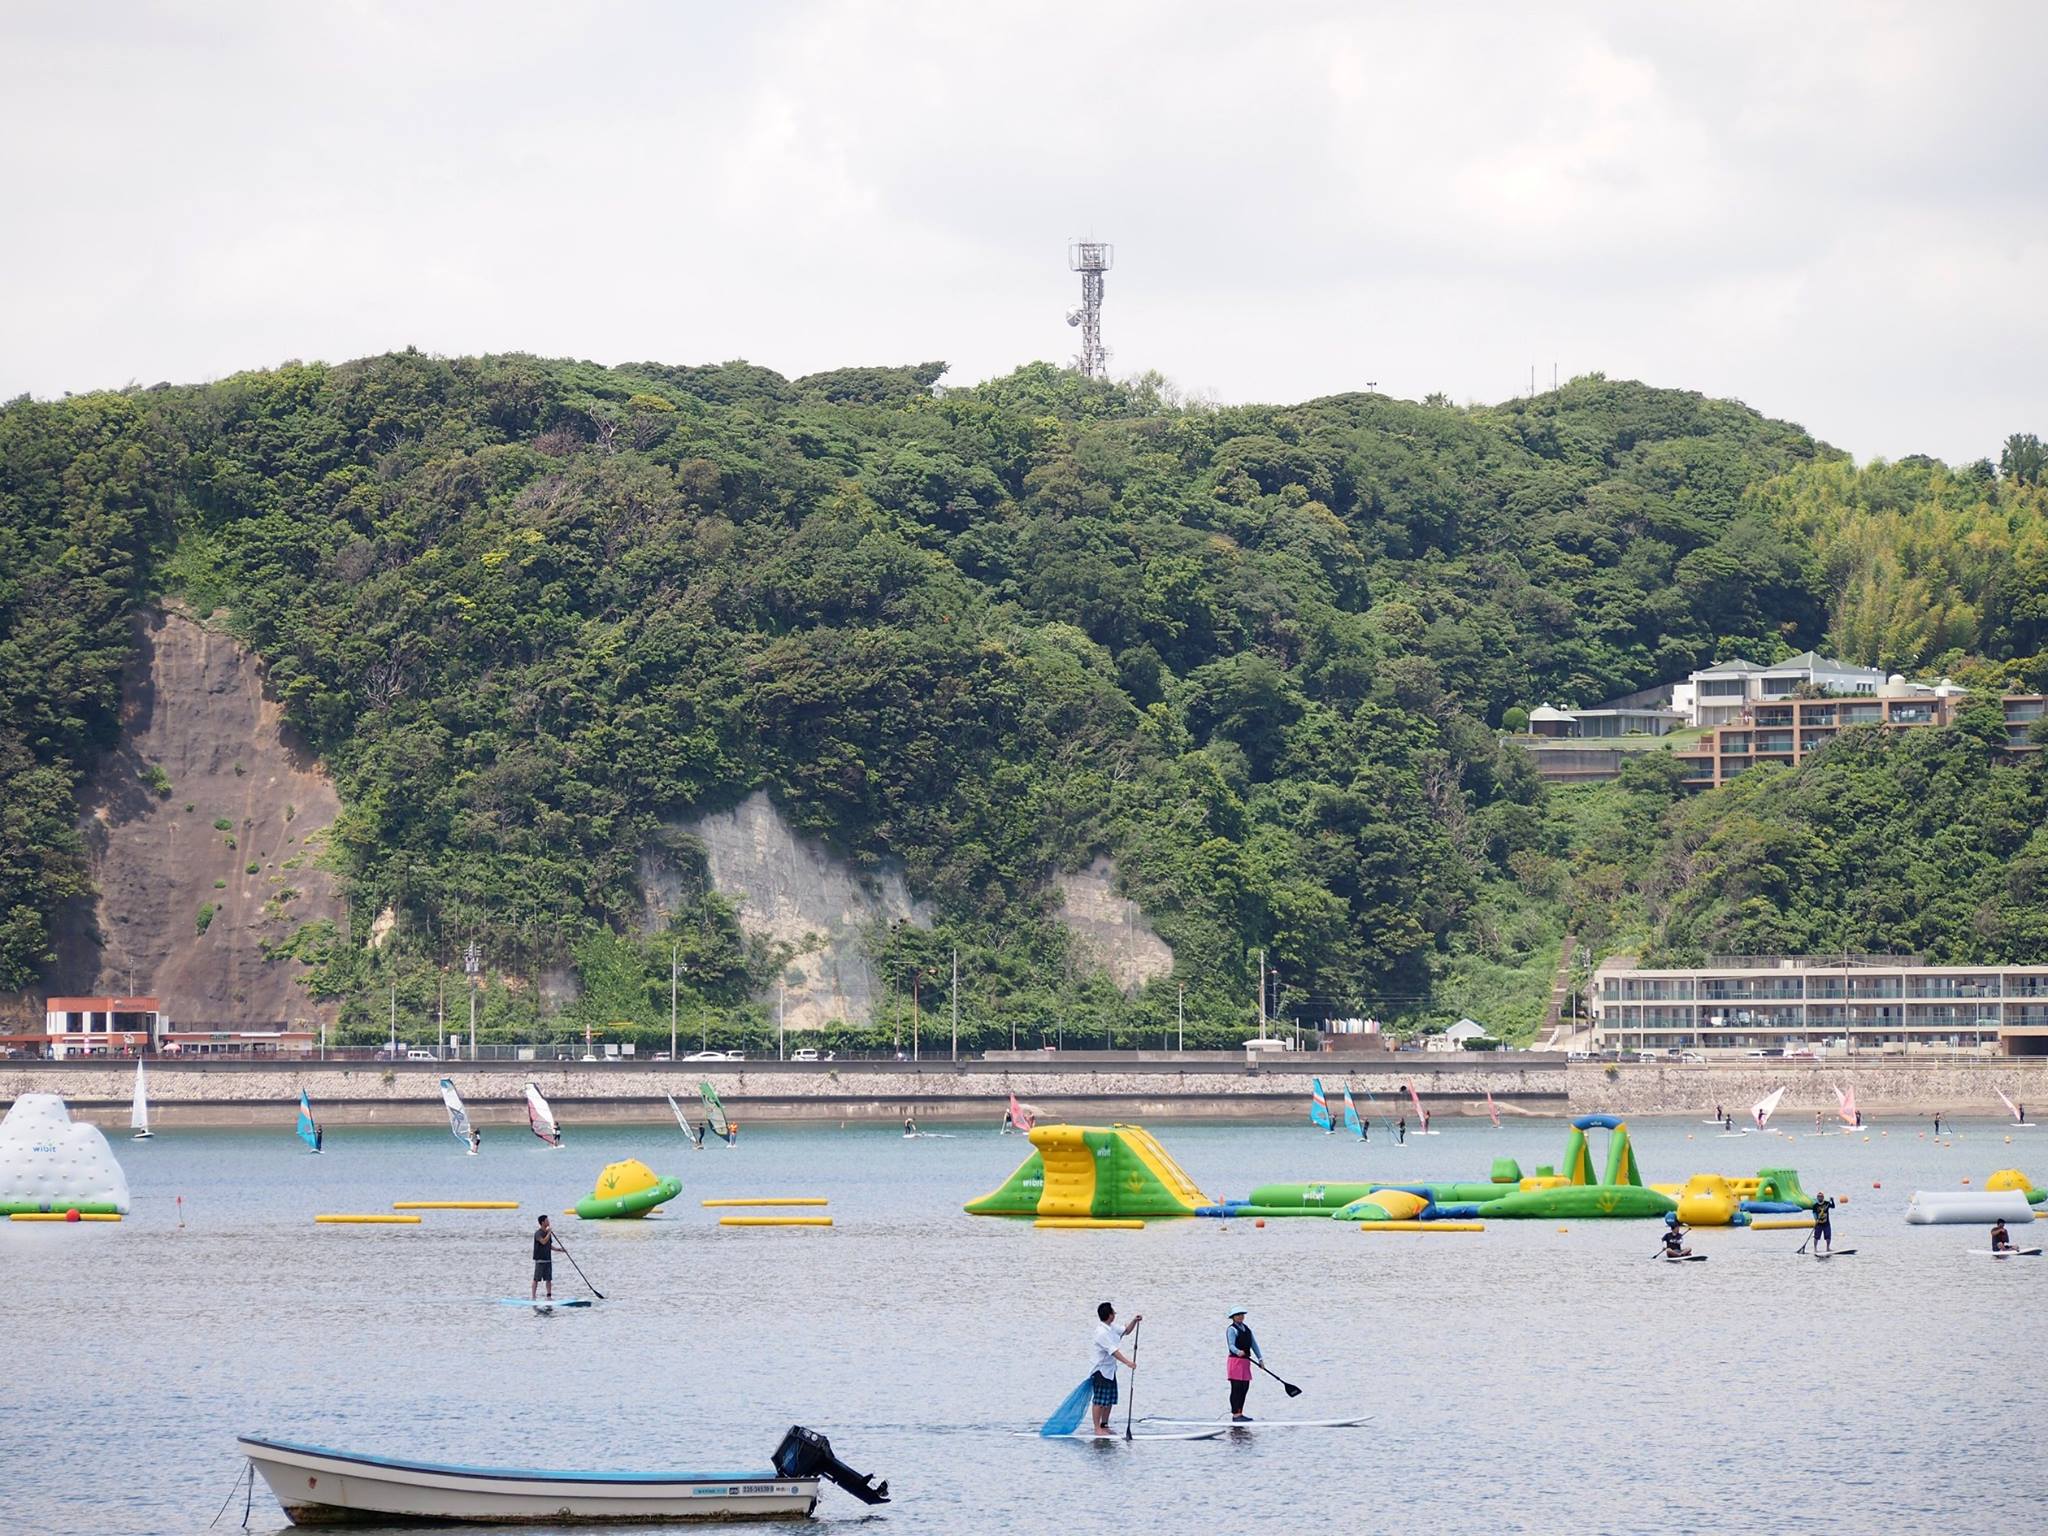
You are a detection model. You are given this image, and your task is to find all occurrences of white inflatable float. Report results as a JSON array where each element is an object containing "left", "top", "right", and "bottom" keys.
[
  {"left": 1904, "top": 1189, "right": 2034, "bottom": 1225},
  {"left": 0, "top": 1094, "right": 132, "bottom": 1215}
]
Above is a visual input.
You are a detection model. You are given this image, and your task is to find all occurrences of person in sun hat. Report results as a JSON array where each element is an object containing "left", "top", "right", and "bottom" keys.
[{"left": 1225, "top": 1308, "right": 1262, "bottom": 1422}]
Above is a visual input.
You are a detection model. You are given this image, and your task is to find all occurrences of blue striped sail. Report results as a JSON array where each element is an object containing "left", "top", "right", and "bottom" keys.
[
  {"left": 296, "top": 1091, "right": 320, "bottom": 1152},
  {"left": 1309, "top": 1077, "right": 1333, "bottom": 1131},
  {"left": 1342, "top": 1084, "right": 1363, "bottom": 1137}
]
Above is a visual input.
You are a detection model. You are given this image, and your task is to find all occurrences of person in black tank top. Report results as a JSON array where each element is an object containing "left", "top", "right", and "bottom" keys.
[{"left": 531, "top": 1214, "right": 562, "bottom": 1300}]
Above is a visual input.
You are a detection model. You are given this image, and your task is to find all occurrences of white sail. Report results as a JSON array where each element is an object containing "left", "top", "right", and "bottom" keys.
[
  {"left": 525, "top": 1082, "right": 561, "bottom": 1145},
  {"left": 130, "top": 1061, "right": 150, "bottom": 1134},
  {"left": 665, "top": 1092, "right": 700, "bottom": 1143},
  {"left": 439, "top": 1078, "right": 471, "bottom": 1143},
  {"left": 1751, "top": 1086, "right": 1786, "bottom": 1129}
]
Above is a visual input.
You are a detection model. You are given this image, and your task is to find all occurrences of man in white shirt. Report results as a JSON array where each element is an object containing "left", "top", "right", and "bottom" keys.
[{"left": 1089, "top": 1301, "right": 1142, "bottom": 1435}]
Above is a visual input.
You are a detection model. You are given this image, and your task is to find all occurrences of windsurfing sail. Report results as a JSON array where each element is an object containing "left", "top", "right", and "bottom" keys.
[
  {"left": 1996, "top": 1087, "right": 2029, "bottom": 1125},
  {"left": 439, "top": 1078, "right": 472, "bottom": 1144},
  {"left": 699, "top": 1080, "right": 734, "bottom": 1144},
  {"left": 1836, "top": 1084, "right": 1859, "bottom": 1128},
  {"left": 525, "top": 1082, "right": 562, "bottom": 1145},
  {"left": 666, "top": 1092, "right": 704, "bottom": 1145},
  {"left": 1309, "top": 1077, "right": 1333, "bottom": 1131},
  {"left": 1342, "top": 1084, "right": 1362, "bottom": 1136},
  {"left": 1751, "top": 1086, "right": 1786, "bottom": 1130},
  {"left": 295, "top": 1090, "right": 320, "bottom": 1151},
  {"left": 1486, "top": 1087, "right": 1501, "bottom": 1129},
  {"left": 130, "top": 1061, "right": 150, "bottom": 1134},
  {"left": 1007, "top": 1093, "right": 1035, "bottom": 1134},
  {"left": 1406, "top": 1079, "right": 1431, "bottom": 1130}
]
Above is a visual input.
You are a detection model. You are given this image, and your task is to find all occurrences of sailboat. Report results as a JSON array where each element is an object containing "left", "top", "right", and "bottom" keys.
[
  {"left": 1341, "top": 1084, "right": 1364, "bottom": 1141},
  {"left": 1309, "top": 1078, "right": 1333, "bottom": 1133},
  {"left": 525, "top": 1082, "right": 564, "bottom": 1147},
  {"left": 1485, "top": 1087, "right": 1501, "bottom": 1129},
  {"left": 1004, "top": 1093, "right": 1035, "bottom": 1135},
  {"left": 440, "top": 1078, "right": 476, "bottom": 1153},
  {"left": 699, "top": 1081, "right": 737, "bottom": 1147},
  {"left": 1996, "top": 1087, "right": 2035, "bottom": 1127},
  {"left": 666, "top": 1092, "right": 706, "bottom": 1149},
  {"left": 1751, "top": 1085, "right": 1786, "bottom": 1131},
  {"left": 296, "top": 1090, "right": 322, "bottom": 1153},
  {"left": 1405, "top": 1079, "right": 1439, "bottom": 1133},
  {"left": 130, "top": 1060, "right": 154, "bottom": 1140}
]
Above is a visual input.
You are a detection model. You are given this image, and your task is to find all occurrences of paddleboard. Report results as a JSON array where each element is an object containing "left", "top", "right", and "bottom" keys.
[
  {"left": 1716, "top": 1131, "right": 1748, "bottom": 1139},
  {"left": 1972, "top": 1247, "right": 2043, "bottom": 1257},
  {"left": 502, "top": 1297, "right": 593, "bottom": 1309},
  {"left": 1025, "top": 1429, "right": 1225, "bottom": 1441},
  {"left": 1810, "top": 1249, "right": 1858, "bottom": 1259},
  {"left": 1145, "top": 1416, "right": 1372, "bottom": 1429},
  {"left": 1661, "top": 1254, "right": 1707, "bottom": 1262}
]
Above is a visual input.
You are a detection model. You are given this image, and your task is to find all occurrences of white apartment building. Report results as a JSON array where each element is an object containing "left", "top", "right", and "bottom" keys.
[
  {"left": 1686, "top": 652, "right": 1892, "bottom": 727},
  {"left": 1592, "top": 956, "right": 2048, "bottom": 1056}
]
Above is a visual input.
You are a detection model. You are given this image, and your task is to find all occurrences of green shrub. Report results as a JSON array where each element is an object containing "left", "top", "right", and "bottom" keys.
[
  {"left": 196, "top": 903, "right": 216, "bottom": 935},
  {"left": 213, "top": 818, "right": 232, "bottom": 831}
]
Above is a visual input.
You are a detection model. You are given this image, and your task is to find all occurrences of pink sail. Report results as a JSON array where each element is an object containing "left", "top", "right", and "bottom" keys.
[
  {"left": 1486, "top": 1088, "right": 1500, "bottom": 1128},
  {"left": 1406, "top": 1079, "right": 1430, "bottom": 1130},
  {"left": 1007, "top": 1094, "right": 1035, "bottom": 1133},
  {"left": 1836, "top": 1084, "right": 1859, "bottom": 1127},
  {"left": 1996, "top": 1087, "right": 2024, "bottom": 1125}
]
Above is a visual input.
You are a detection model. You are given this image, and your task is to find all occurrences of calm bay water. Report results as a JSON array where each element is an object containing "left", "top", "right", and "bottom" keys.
[{"left": 1, "top": 1112, "right": 2042, "bottom": 1535}]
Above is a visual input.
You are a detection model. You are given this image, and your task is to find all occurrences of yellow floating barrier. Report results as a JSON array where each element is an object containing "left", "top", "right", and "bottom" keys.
[
  {"left": 392, "top": 1201, "right": 520, "bottom": 1210},
  {"left": 9, "top": 1211, "right": 123, "bottom": 1222},
  {"left": 1747, "top": 1217, "right": 1814, "bottom": 1230},
  {"left": 1035, "top": 1217, "right": 1144, "bottom": 1230},
  {"left": 1357, "top": 1221, "right": 1486, "bottom": 1232},
  {"left": 718, "top": 1216, "right": 833, "bottom": 1228},
  {"left": 701, "top": 1198, "right": 829, "bottom": 1207},
  {"left": 315, "top": 1214, "right": 421, "bottom": 1225}
]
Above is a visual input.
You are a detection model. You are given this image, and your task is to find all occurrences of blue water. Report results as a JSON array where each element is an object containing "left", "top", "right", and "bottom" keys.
[{"left": 2, "top": 1114, "right": 2043, "bottom": 1535}]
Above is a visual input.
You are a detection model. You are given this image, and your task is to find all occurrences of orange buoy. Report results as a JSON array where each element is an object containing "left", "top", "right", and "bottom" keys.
[
  {"left": 1872, "top": 1181, "right": 1881, "bottom": 1189},
  {"left": 1254, "top": 1219, "right": 1266, "bottom": 1228},
  {"left": 64, "top": 1208, "right": 80, "bottom": 1223}
]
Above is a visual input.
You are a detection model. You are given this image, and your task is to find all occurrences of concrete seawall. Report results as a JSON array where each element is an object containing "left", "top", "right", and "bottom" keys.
[{"left": 6, "top": 1055, "right": 2044, "bottom": 1129}]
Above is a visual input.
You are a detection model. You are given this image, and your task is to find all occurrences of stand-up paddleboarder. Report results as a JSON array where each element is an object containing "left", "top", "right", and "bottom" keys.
[
  {"left": 1225, "top": 1309, "right": 1262, "bottom": 1422},
  {"left": 530, "top": 1214, "right": 565, "bottom": 1301},
  {"left": 1088, "top": 1302, "right": 1141, "bottom": 1436}
]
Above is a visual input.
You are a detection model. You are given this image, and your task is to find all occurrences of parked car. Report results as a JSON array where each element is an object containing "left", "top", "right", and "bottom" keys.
[
  {"left": 683, "top": 1050, "right": 726, "bottom": 1061},
  {"left": 790, "top": 1048, "right": 820, "bottom": 1062},
  {"left": 405, "top": 1049, "right": 437, "bottom": 1062},
  {"left": 1676, "top": 1050, "right": 1705, "bottom": 1063}
]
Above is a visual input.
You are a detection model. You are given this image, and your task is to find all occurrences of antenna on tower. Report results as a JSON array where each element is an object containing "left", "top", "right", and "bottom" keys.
[{"left": 1066, "top": 239, "right": 1113, "bottom": 379}]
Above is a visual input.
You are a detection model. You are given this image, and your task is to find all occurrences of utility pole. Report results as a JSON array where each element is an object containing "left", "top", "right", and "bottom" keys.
[
  {"left": 436, "top": 977, "right": 444, "bottom": 1060},
  {"left": 1258, "top": 950, "right": 1267, "bottom": 1034},
  {"left": 1177, "top": 981, "right": 1185, "bottom": 1053},
  {"left": 777, "top": 977, "right": 786, "bottom": 1061},
  {"left": 911, "top": 972, "right": 920, "bottom": 1063},
  {"left": 388, "top": 984, "right": 397, "bottom": 1056},
  {"left": 950, "top": 946, "right": 959, "bottom": 1063},
  {"left": 465, "top": 942, "right": 479, "bottom": 1060},
  {"left": 669, "top": 940, "right": 680, "bottom": 1063}
]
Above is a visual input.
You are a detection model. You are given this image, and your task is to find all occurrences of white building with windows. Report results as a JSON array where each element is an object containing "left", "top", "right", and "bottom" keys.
[
  {"left": 1687, "top": 652, "right": 1893, "bottom": 727},
  {"left": 1592, "top": 956, "right": 2048, "bottom": 1056}
]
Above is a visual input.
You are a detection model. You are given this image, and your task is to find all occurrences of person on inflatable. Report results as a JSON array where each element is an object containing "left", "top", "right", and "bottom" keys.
[
  {"left": 1225, "top": 1309, "right": 1262, "bottom": 1422},
  {"left": 1810, "top": 1191, "right": 1836, "bottom": 1255}
]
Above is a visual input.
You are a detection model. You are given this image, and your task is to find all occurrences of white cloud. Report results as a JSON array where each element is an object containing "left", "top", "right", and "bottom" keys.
[{"left": 0, "top": 0, "right": 2042, "bottom": 460}]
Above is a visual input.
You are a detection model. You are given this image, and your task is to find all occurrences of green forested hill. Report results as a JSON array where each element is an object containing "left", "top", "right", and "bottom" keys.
[{"left": 1, "top": 353, "right": 2038, "bottom": 1044}]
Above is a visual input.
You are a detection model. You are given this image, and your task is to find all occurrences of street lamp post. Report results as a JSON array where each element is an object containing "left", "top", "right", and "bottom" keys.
[{"left": 670, "top": 941, "right": 681, "bottom": 1063}]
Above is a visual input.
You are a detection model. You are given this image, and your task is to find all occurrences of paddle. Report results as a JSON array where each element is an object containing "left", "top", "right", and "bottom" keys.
[
  {"left": 1123, "top": 1320, "right": 1141, "bottom": 1441},
  {"left": 1254, "top": 1359, "right": 1304, "bottom": 1398},
  {"left": 552, "top": 1236, "right": 605, "bottom": 1301}
]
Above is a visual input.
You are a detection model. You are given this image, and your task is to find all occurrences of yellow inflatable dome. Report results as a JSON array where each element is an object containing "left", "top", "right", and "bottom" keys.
[
  {"left": 573, "top": 1159, "right": 681, "bottom": 1219},
  {"left": 1985, "top": 1169, "right": 2034, "bottom": 1194}
]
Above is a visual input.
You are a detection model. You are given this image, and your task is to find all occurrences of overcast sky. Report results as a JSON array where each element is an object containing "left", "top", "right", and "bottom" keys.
[{"left": 3, "top": 2, "right": 2042, "bottom": 462}]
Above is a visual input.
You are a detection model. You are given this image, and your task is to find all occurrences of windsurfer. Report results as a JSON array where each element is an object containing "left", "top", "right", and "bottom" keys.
[
  {"left": 531, "top": 1214, "right": 564, "bottom": 1300},
  {"left": 1089, "top": 1302, "right": 1140, "bottom": 1436},
  {"left": 1396, "top": 1117, "right": 1406, "bottom": 1144},
  {"left": 469, "top": 1127, "right": 481, "bottom": 1154},
  {"left": 1225, "top": 1309, "right": 1261, "bottom": 1422},
  {"left": 905, "top": 1117, "right": 916, "bottom": 1137}
]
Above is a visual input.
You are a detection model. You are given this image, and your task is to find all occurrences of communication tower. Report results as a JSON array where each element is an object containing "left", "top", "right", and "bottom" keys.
[{"left": 1066, "top": 240, "right": 1113, "bottom": 379}]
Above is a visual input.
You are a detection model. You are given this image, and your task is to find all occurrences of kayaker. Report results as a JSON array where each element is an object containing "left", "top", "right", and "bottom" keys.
[
  {"left": 1225, "top": 1309, "right": 1262, "bottom": 1422},
  {"left": 531, "top": 1214, "right": 565, "bottom": 1301},
  {"left": 1990, "top": 1218, "right": 2013, "bottom": 1253},
  {"left": 1810, "top": 1191, "right": 1836, "bottom": 1254},
  {"left": 1089, "top": 1302, "right": 1141, "bottom": 1435}
]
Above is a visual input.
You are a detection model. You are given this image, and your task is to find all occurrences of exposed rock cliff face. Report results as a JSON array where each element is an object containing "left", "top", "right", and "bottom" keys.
[
  {"left": 644, "top": 795, "right": 1171, "bottom": 1028},
  {"left": 1053, "top": 858, "right": 1174, "bottom": 994},
  {"left": 53, "top": 608, "right": 346, "bottom": 1027},
  {"left": 649, "top": 791, "right": 930, "bottom": 1030}
]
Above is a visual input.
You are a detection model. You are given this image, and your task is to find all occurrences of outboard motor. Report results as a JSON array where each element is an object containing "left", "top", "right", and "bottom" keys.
[{"left": 772, "top": 1426, "right": 890, "bottom": 1505}]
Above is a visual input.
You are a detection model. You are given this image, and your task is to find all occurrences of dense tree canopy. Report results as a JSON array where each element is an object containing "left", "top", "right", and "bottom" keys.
[{"left": 1, "top": 353, "right": 2036, "bottom": 1043}]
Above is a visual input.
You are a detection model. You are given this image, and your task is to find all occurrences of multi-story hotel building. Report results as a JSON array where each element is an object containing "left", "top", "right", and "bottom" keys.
[
  {"left": 1674, "top": 694, "right": 2045, "bottom": 790},
  {"left": 1592, "top": 956, "right": 2048, "bottom": 1056}
]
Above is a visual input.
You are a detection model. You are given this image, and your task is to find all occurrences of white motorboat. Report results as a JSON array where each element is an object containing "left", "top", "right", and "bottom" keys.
[{"left": 239, "top": 1425, "right": 888, "bottom": 1525}]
